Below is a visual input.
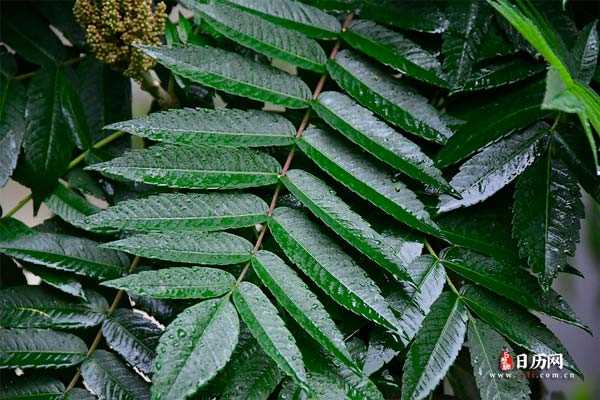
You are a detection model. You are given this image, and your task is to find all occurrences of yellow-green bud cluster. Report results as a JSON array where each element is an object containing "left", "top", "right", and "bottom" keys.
[{"left": 74, "top": 0, "right": 167, "bottom": 79}]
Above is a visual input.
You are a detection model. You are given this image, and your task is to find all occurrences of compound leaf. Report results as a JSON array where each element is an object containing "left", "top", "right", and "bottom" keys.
[
  {"left": 233, "top": 281, "right": 308, "bottom": 389},
  {"left": 401, "top": 292, "right": 468, "bottom": 400},
  {"left": 269, "top": 207, "right": 401, "bottom": 334},
  {"left": 0, "top": 286, "right": 107, "bottom": 329},
  {"left": 298, "top": 128, "right": 438, "bottom": 235},
  {"left": 197, "top": 3, "right": 327, "bottom": 72},
  {"left": 81, "top": 350, "right": 150, "bottom": 400},
  {"left": 101, "top": 308, "right": 163, "bottom": 375},
  {"left": 103, "top": 267, "right": 236, "bottom": 299},
  {"left": 327, "top": 50, "right": 453, "bottom": 144},
  {"left": 106, "top": 107, "right": 296, "bottom": 148},
  {"left": 140, "top": 45, "right": 311, "bottom": 108},
  {"left": 0, "top": 329, "right": 87, "bottom": 369},
  {"left": 151, "top": 299, "right": 239, "bottom": 400},
  {"left": 252, "top": 250, "right": 357, "bottom": 373},
  {"left": 86, "top": 192, "right": 268, "bottom": 233},
  {"left": 87, "top": 144, "right": 281, "bottom": 190}
]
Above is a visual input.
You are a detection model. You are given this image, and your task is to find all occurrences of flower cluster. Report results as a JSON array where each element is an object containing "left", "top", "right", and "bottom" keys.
[{"left": 74, "top": 0, "right": 167, "bottom": 79}]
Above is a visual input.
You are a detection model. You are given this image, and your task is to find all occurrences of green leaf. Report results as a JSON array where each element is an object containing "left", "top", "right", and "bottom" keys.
[
  {"left": 296, "top": 336, "right": 384, "bottom": 400},
  {"left": 151, "top": 298, "right": 239, "bottom": 400},
  {"left": 441, "top": 247, "right": 588, "bottom": 332},
  {"left": 573, "top": 21, "right": 598, "bottom": 83},
  {"left": 81, "top": 350, "right": 150, "bottom": 400},
  {"left": 103, "top": 266, "right": 236, "bottom": 299},
  {"left": 197, "top": 3, "right": 327, "bottom": 73},
  {"left": 451, "top": 57, "right": 545, "bottom": 94},
  {"left": 269, "top": 207, "right": 401, "bottom": 334},
  {"left": 106, "top": 108, "right": 296, "bottom": 148},
  {"left": 0, "top": 231, "right": 129, "bottom": 280},
  {"left": 552, "top": 122, "right": 600, "bottom": 203},
  {"left": 215, "top": 0, "right": 340, "bottom": 39},
  {"left": 436, "top": 79, "right": 547, "bottom": 168},
  {"left": 312, "top": 91, "right": 454, "bottom": 194},
  {"left": 75, "top": 58, "right": 132, "bottom": 141},
  {"left": 140, "top": 45, "right": 311, "bottom": 108},
  {"left": 438, "top": 122, "right": 548, "bottom": 213},
  {"left": 435, "top": 206, "right": 519, "bottom": 263},
  {"left": 401, "top": 292, "right": 468, "bottom": 400},
  {"left": 45, "top": 184, "right": 101, "bottom": 230},
  {"left": 461, "top": 285, "right": 581, "bottom": 376},
  {"left": 342, "top": 20, "right": 447, "bottom": 87},
  {"left": 386, "top": 255, "right": 446, "bottom": 343},
  {"left": 24, "top": 264, "right": 87, "bottom": 299},
  {"left": 378, "top": 227, "right": 424, "bottom": 266},
  {"left": 282, "top": 169, "right": 412, "bottom": 281},
  {"left": 86, "top": 192, "right": 268, "bottom": 233},
  {"left": 513, "top": 151, "right": 584, "bottom": 290},
  {"left": 252, "top": 250, "right": 357, "bottom": 372},
  {"left": 0, "top": 329, "right": 87, "bottom": 369},
  {"left": 0, "top": 286, "right": 107, "bottom": 329},
  {"left": 0, "top": 7, "right": 66, "bottom": 66},
  {"left": 363, "top": 327, "right": 403, "bottom": 376},
  {"left": 21, "top": 66, "right": 75, "bottom": 200},
  {"left": 442, "top": 0, "right": 493, "bottom": 87},
  {"left": 206, "top": 327, "right": 283, "bottom": 399},
  {"left": 233, "top": 281, "right": 308, "bottom": 389},
  {"left": 60, "top": 73, "right": 92, "bottom": 151},
  {"left": 86, "top": 144, "right": 281, "bottom": 189},
  {"left": 0, "top": 75, "right": 26, "bottom": 188},
  {"left": 298, "top": 128, "right": 438, "bottom": 235},
  {"left": 103, "top": 231, "right": 252, "bottom": 265},
  {"left": 360, "top": 0, "right": 448, "bottom": 34},
  {"left": 327, "top": 50, "right": 453, "bottom": 144},
  {"left": 0, "top": 375, "right": 65, "bottom": 400},
  {"left": 102, "top": 308, "right": 162, "bottom": 375},
  {"left": 468, "top": 317, "right": 531, "bottom": 400}
]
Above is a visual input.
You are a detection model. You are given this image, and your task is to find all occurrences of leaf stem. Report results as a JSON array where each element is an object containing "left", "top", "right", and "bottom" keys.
[
  {"left": 65, "top": 256, "right": 141, "bottom": 391},
  {"left": 230, "top": 12, "right": 356, "bottom": 289},
  {"left": 424, "top": 240, "right": 460, "bottom": 296},
  {"left": 1, "top": 130, "right": 126, "bottom": 221}
]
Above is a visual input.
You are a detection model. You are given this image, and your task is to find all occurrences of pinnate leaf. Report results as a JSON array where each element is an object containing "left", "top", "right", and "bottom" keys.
[
  {"left": 140, "top": 45, "right": 311, "bottom": 108},
  {"left": 438, "top": 122, "right": 548, "bottom": 213},
  {"left": 87, "top": 144, "right": 281, "bottom": 190},
  {"left": 101, "top": 308, "right": 163, "bottom": 375},
  {"left": 103, "top": 267, "right": 236, "bottom": 299},
  {"left": 461, "top": 285, "right": 581, "bottom": 376},
  {"left": 217, "top": 0, "right": 340, "bottom": 39},
  {"left": 327, "top": 50, "right": 453, "bottom": 144},
  {"left": 0, "top": 329, "right": 87, "bottom": 369},
  {"left": 81, "top": 350, "right": 150, "bottom": 400},
  {"left": 151, "top": 299, "right": 239, "bottom": 399},
  {"left": 312, "top": 91, "right": 454, "bottom": 194},
  {"left": 269, "top": 207, "right": 401, "bottom": 333},
  {"left": 0, "top": 231, "right": 129, "bottom": 280},
  {"left": 197, "top": 3, "right": 327, "bottom": 72},
  {"left": 513, "top": 152, "right": 584, "bottom": 290},
  {"left": 401, "top": 292, "right": 468, "bottom": 400},
  {"left": 104, "top": 231, "right": 252, "bottom": 265},
  {"left": 298, "top": 128, "right": 438, "bottom": 235},
  {"left": 86, "top": 192, "right": 268, "bottom": 233},
  {"left": 233, "top": 281, "right": 308, "bottom": 389},
  {"left": 282, "top": 169, "right": 412, "bottom": 282},
  {"left": 252, "top": 250, "right": 357, "bottom": 372},
  {"left": 106, "top": 107, "right": 296, "bottom": 148},
  {"left": 0, "top": 286, "right": 107, "bottom": 329}
]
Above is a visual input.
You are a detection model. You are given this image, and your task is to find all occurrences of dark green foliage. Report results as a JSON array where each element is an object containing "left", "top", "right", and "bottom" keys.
[{"left": 0, "top": 0, "right": 595, "bottom": 399}]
